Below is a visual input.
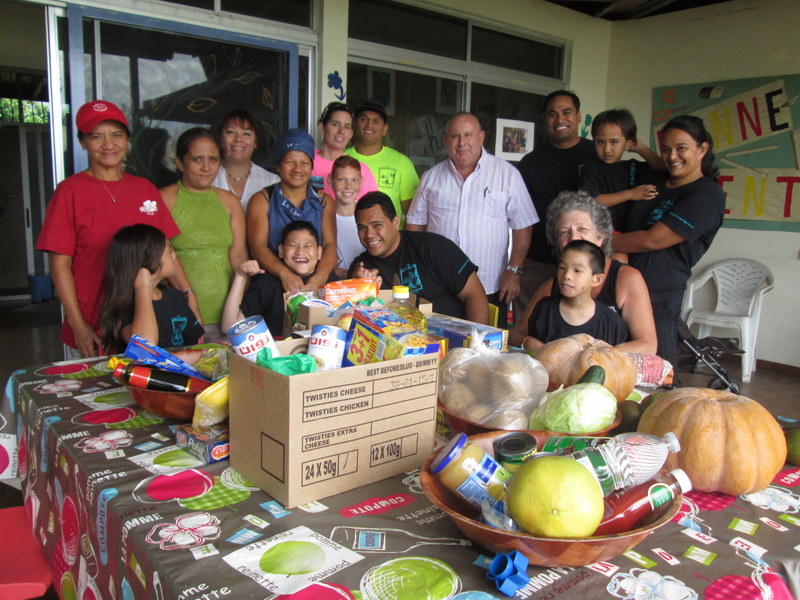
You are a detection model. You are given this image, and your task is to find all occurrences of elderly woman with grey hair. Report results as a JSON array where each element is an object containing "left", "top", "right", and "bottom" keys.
[{"left": 510, "top": 190, "right": 657, "bottom": 353}]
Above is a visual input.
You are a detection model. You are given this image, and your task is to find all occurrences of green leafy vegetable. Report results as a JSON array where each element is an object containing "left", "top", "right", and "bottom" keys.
[{"left": 529, "top": 383, "right": 617, "bottom": 434}]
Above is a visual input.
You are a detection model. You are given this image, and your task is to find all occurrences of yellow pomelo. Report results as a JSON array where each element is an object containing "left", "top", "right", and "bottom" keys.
[{"left": 506, "top": 455, "right": 604, "bottom": 538}]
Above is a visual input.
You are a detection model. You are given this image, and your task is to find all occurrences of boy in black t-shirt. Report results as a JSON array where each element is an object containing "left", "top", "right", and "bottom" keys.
[
  {"left": 580, "top": 109, "right": 663, "bottom": 233},
  {"left": 221, "top": 221, "right": 331, "bottom": 338},
  {"left": 523, "top": 240, "right": 629, "bottom": 351}
]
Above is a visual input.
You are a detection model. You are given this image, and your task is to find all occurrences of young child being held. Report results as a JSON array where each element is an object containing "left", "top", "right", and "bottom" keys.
[
  {"left": 222, "top": 220, "right": 335, "bottom": 337},
  {"left": 329, "top": 155, "right": 364, "bottom": 278},
  {"left": 580, "top": 109, "right": 663, "bottom": 232},
  {"left": 100, "top": 224, "right": 204, "bottom": 354},
  {"left": 521, "top": 240, "right": 629, "bottom": 351}
]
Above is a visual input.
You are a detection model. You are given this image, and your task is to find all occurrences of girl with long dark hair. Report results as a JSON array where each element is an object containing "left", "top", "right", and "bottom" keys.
[
  {"left": 612, "top": 115, "right": 725, "bottom": 365},
  {"left": 100, "top": 224, "right": 203, "bottom": 354}
]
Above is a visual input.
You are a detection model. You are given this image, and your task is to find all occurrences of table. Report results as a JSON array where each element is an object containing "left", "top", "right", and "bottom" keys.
[{"left": 2, "top": 357, "right": 799, "bottom": 600}]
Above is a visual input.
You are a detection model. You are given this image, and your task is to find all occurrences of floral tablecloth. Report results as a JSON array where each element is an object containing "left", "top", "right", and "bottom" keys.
[{"left": 1, "top": 357, "right": 799, "bottom": 599}]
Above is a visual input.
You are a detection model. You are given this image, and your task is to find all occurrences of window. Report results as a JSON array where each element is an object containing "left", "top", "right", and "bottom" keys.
[
  {"left": 349, "top": 0, "right": 467, "bottom": 60},
  {"left": 0, "top": 71, "right": 50, "bottom": 124},
  {"left": 348, "top": 2, "right": 565, "bottom": 170},
  {"left": 349, "top": 0, "right": 563, "bottom": 73},
  {"left": 347, "top": 64, "right": 463, "bottom": 172},
  {"left": 159, "top": 0, "right": 312, "bottom": 27},
  {"left": 222, "top": 0, "right": 312, "bottom": 27},
  {"left": 76, "top": 19, "right": 295, "bottom": 186},
  {"left": 471, "top": 27, "right": 562, "bottom": 79}
]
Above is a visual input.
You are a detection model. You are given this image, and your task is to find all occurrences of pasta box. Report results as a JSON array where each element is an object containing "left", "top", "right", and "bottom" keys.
[{"left": 426, "top": 313, "right": 508, "bottom": 352}]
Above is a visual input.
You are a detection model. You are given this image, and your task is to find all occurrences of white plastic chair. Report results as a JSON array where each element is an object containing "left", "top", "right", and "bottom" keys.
[{"left": 681, "top": 258, "right": 774, "bottom": 383}]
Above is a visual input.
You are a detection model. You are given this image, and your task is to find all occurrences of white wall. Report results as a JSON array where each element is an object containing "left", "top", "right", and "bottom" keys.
[{"left": 606, "top": 0, "right": 800, "bottom": 368}]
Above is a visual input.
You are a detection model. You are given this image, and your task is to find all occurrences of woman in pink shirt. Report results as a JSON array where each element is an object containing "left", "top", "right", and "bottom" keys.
[{"left": 311, "top": 101, "right": 378, "bottom": 200}]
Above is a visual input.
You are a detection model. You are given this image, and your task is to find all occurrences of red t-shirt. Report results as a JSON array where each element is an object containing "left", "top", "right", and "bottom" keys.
[{"left": 36, "top": 171, "right": 180, "bottom": 349}]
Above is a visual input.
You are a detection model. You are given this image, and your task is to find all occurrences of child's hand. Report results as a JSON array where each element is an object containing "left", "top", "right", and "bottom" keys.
[
  {"left": 237, "top": 259, "right": 264, "bottom": 277},
  {"left": 280, "top": 270, "right": 305, "bottom": 293},
  {"left": 630, "top": 138, "right": 649, "bottom": 156},
  {"left": 631, "top": 184, "right": 658, "bottom": 201},
  {"left": 134, "top": 267, "right": 153, "bottom": 290}
]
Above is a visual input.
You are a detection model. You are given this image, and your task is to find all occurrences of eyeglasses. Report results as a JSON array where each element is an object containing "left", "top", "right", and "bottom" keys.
[{"left": 320, "top": 102, "right": 354, "bottom": 124}]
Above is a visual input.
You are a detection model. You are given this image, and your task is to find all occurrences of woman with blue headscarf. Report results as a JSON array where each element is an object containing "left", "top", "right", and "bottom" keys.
[{"left": 246, "top": 129, "right": 338, "bottom": 292}]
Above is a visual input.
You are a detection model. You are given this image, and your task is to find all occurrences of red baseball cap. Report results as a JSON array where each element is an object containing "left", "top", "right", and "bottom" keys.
[{"left": 75, "top": 100, "right": 129, "bottom": 134}]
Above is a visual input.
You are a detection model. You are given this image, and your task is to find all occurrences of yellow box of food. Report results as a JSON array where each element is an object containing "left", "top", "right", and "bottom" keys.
[{"left": 345, "top": 307, "right": 442, "bottom": 365}]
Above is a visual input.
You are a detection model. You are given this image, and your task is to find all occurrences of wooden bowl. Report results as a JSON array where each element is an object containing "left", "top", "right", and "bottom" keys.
[
  {"left": 122, "top": 384, "right": 197, "bottom": 421},
  {"left": 420, "top": 430, "right": 681, "bottom": 568},
  {"left": 438, "top": 402, "right": 621, "bottom": 437}
]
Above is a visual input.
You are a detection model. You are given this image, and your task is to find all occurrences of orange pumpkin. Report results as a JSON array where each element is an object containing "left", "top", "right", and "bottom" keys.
[
  {"left": 637, "top": 388, "right": 787, "bottom": 495},
  {"left": 535, "top": 334, "right": 636, "bottom": 401}
]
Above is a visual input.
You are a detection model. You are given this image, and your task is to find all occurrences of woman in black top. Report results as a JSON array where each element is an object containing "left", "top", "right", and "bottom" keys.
[{"left": 612, "top": 115, "right": 725, "bottom": 365}]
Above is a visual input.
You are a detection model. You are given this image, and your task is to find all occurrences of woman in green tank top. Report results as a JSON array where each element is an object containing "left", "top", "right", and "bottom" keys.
[{"left": 159, "top": 128, "right": 248, "bottom": 342}]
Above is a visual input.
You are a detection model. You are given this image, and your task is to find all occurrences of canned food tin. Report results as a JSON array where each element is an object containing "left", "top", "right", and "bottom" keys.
[
  {"left": 493, "top": 432, "right": 537, "bottom": 473},
  {"left": 307, "top": 324, "right": 347, "bottom": 370},
  {"left": 227, "top": 316, "right": 280, "bottom": 363}
]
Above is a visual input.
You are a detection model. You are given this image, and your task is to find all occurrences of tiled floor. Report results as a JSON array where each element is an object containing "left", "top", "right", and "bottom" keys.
[{"left": 0, "top": 298, "right": 797, "bottom": 600}]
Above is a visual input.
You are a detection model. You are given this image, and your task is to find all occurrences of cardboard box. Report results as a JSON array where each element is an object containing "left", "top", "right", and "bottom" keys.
[
  {"left": 426, "top": 312, "right": 508, "bottom": 352},
  {"left": 291, "top": 290, "right": 432, "bottom": 333},
  {"left": 229, "top": 338, "right": 439, "bottom": 507}
]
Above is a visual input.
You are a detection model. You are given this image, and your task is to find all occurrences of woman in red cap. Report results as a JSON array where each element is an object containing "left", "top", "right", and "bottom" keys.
[{"left": 37, "top": 100, "right": 197, "bottom": 358}]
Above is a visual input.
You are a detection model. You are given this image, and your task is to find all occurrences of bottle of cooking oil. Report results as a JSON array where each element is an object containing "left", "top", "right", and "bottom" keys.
[{"left": 386, "top": 285, "right": 428, "bottom": 332}]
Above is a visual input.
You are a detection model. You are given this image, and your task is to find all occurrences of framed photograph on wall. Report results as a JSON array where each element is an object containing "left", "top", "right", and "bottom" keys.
[
  {"left": 366, "top": 67, "right": 396, "bottom": 116},
  {"left": 495, "top": 118, "right": 534, "bottom": 161}
]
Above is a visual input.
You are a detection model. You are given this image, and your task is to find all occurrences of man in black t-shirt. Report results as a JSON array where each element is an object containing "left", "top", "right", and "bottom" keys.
[
  {"left": 516, "top": 90, "right": 595, "bottom": 319},
  {"left": 349, "top": 192, "right": 489, "bottom": 324}
]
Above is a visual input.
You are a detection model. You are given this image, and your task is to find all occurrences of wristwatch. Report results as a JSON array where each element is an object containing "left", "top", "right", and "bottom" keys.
[{"left": 505, "top": 265, "right": 522, "bottom": 276}]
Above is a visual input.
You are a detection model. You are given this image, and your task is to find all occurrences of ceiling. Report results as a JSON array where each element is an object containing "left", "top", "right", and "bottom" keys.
[{"left": 543, "top": 0, "right": 735, "bottom": 20}]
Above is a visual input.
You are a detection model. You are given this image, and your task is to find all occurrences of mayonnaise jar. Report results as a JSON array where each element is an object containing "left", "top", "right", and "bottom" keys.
[{"left": 431, "top": 433, "right": 511, "bottom": 509}]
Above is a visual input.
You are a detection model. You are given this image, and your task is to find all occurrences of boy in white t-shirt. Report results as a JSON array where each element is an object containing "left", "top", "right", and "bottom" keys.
[{"left": 330, "top": 155, "right": 365, "bottom": 278}]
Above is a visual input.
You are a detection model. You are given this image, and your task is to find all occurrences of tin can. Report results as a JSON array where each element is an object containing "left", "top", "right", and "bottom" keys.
[
  {"left": 227, "top": 316, "right": 280, "bottom": 363},
  {"left": 307, "top": 324, "right": 347, "bottom": 370},
  {"left": 493, "top": 432, "right": 538, "bottom": 473}
]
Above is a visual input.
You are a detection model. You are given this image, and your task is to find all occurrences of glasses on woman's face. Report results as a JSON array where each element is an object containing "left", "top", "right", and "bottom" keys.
[{"left": 320, "top": 102, "right": 353, "bottom": 124}]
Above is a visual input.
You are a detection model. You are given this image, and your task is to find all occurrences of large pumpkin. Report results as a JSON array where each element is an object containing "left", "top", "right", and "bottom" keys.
[
  {"left": 637, "top": 388, "right": 787, "bottom": 495},
  {"left": 535, "top": 334, "right": 636, "bottom": 401}
]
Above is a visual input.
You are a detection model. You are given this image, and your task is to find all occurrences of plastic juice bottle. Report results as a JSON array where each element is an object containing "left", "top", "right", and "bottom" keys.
[
  {"left": 431, "top": 433, "right": 512, "bottom": 509},
  {"left": 593, "top": 468, "right": 692, "bottom": 536},
  {"left": 540, "top": 436, "right": 612, "bottom": 454},
  {"left": 569, "top": 431, "right": 681, "bottom": 497},
  {"left": 386, "top": 285, "right": 428, "bottom": 332},
  {"left": 113, "top": 363, "right": 211, "bottom": 394}
]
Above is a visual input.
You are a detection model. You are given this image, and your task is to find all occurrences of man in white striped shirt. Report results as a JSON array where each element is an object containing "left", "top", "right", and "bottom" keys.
[{"left": 406, "top": 112, "right": 539, "bottom": 309}]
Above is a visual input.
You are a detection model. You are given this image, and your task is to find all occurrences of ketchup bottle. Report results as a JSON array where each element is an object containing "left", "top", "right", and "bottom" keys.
[
  {"left": 113, "top": 363, "right": 211, "bottom": 393},
  {"left": 593, "top": 469, "right": 692, "bottom": 536}
]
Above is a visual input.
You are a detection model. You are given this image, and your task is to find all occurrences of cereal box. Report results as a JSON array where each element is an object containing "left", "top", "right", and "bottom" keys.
[{"left": 345, "top": 307, "right": 441, "bottom": 365}]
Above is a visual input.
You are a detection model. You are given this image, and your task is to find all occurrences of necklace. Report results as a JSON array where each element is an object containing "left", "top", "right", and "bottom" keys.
[
  {"left": 102, "top": 180, "right": 123, "bottom": 203},
  {"left": 225, "top": 168, "right": 250, "bottom": 182}
]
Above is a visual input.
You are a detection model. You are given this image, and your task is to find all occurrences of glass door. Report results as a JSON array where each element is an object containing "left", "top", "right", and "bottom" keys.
[{"left": 62, "top": 6, "right": 301, "bottom": 185}]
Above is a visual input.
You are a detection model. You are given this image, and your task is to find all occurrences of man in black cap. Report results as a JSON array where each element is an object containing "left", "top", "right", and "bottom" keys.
[{"left": 345, "top": 99, "right": 419, "bottom": 224}]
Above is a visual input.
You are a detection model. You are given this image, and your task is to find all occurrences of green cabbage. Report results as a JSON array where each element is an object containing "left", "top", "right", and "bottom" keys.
[{"left": 528, "top": 383, "right": 617, "bottom": 434}]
